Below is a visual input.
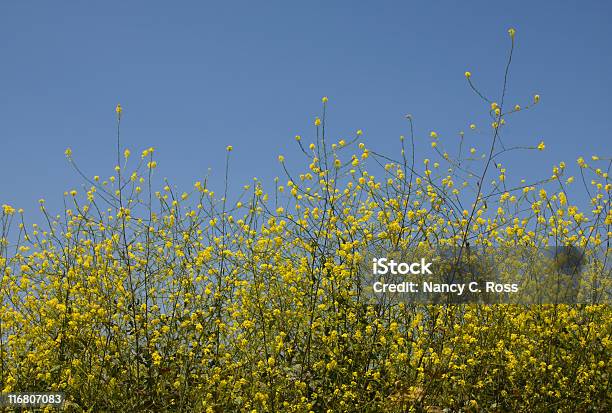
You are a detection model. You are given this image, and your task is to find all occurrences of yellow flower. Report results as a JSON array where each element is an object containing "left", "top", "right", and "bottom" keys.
[
  {"left": 278, "top": 155, "right": 285, "bottom": 163},
  {"left": 321, "top": 96, "right": 328, "bottom": 103},
  {"left": 123, "top": 149, "right": 131, "bottom": 159},
  {"left": 514, "top": 104, "right": 521, "bottom": 111},
  {"left": 294, "top": 135, "right": 301, "bottom": 141},
  {"left": 314, "top": 117, "right": 321, "bottom": 126},
  {"left": 464, "top": 71, "right": 472, "bottom": 78},
  {"left": 64, "top": 147, "right": 72, "bottom": 158},
  {"left": 356, "top": 129, "right": 363, "bottom": 136},
  {"left": 537, "top": 141, "right": 545, "bottom": 151},
  {"left": 226, "top": 145, "right": 233, "bottom": 152},
  {"left": 534, "top": 94, "right": 540, "bottom": 103},
  {"left": 508, "top": 28, "right": 516, "bottom": 38},
  {"left": 2, "top": 204, "right": 15, "bottom": 215},
  {"left": 152, "top": 351, "right": 162, "bottom": 366},
  {"left": 430, "top": 131, "right": 438, "bottom": 138},
  {"left": 115, "top": 104, "right": 122, "bottom": 116},
  {"left": 469, "top": 124, "right": 476, "bottom": 130}
]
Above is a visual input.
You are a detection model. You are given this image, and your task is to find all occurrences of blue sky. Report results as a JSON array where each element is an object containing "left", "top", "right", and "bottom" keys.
[{"left": 1, "top": 1, "right": 610, "bottom": 216}]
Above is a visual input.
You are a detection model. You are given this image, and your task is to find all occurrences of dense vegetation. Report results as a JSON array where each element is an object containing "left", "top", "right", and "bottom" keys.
[{"left": 1, "top": 29, "right": 610, "bottom": 412}]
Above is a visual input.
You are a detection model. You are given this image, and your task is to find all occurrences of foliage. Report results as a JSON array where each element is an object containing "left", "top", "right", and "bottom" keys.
[{"left": 1, "top": 29, "right": 610, "bottom": 412}]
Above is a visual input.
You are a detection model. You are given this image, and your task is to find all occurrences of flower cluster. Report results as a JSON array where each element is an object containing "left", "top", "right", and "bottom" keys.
[{"left": 0, "top": 31, "right": 610, "bottom": 412}]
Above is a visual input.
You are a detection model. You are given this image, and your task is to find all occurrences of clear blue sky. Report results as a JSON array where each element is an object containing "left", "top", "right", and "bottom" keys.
[{"left": 1, "top": 1, "right": 610, "bottom": 216}]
